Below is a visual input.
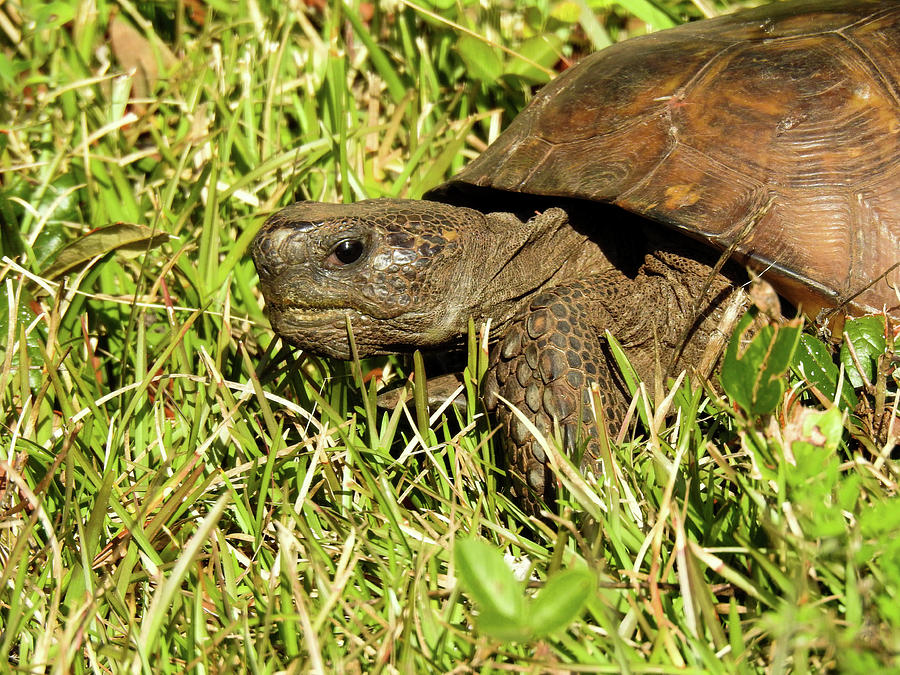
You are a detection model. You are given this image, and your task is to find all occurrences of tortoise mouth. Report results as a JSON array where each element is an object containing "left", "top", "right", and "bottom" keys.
[{"left": 270, "top": 304, "right": 351, "bottom": 327}]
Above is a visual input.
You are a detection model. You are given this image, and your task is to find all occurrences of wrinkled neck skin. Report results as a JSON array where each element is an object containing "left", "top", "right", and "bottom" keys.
[{"left": 446, "top": 207, "right": 607, "bottom": 340}]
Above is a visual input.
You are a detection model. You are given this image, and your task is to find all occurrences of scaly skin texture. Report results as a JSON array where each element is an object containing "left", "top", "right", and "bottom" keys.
[{"left": 252, "top": 198, "right": 748, "bottom": 508}]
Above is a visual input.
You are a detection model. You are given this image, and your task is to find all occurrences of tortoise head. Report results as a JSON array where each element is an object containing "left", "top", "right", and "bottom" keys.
[
  {"left": 251, "top": 199, "right": 494, "bottom": 358},
  {"left": 252, "top": 198, "right": 591, "bottom": 359}
]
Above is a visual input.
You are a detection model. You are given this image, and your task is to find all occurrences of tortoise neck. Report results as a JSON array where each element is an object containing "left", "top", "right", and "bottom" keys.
[{"left": 465, "top": 207, "right": 610, "bottom": 335}]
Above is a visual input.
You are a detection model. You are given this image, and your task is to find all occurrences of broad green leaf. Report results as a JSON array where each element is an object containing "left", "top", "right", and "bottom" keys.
[
  {"left": 454, "top": 538, "right": 525, "bottom": 622},
  {"left": 456, "top": 35, "right": 503, "bottom": 85},
  {"left": 471, "top": 607, "right": 532, "bottom": 642},
  {"left": 859, "top": 498, "right": 900, "bottom": 538},
  {"left": 13, "top": 173, "right": 81, "bottom": 266},
  {"left": 794, "top": 405, "right": 842, "bottom": 456},
  {"left": 795, "top": 334, "right": 858, "bottom": 409},
  {"left": 0, "top": 284, "right": 46, "bottom": 386},
  {"left": 720, "top": 313, "right": 803, "bottom": 417},
  {"left": 506, "top": 34, "right": 564, "bottom": 84},
  {"left": 526, "top": 568, "right": 595, "bottom": 637},
  {"left": 27, "top": 1, "right": 77, "bottom": 32},
  {"left": 551, "top": 2, "right": 581, "bottom": 23},
  {"left": 0, "top": 52, "right": 27, "bottom": 89},
  {"left": 0, "top": 191, "right": 24, "bottom": 259},
  {"left": 840, "top": 316, "right": 886, "bottom": 389}
]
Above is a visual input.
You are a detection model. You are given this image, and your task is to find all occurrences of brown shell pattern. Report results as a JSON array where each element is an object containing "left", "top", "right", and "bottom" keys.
[{"left": 444, "top": 0, "right": 899, "bottom": 318}]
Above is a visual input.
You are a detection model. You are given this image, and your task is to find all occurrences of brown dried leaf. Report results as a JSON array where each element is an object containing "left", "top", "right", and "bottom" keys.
[{"left": 109, "top": 16, "right": 176, "bottom": 105}]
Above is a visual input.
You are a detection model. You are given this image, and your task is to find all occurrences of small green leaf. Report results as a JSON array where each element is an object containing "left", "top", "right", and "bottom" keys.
[
  {"left": 0, "top": 284, "right": 46, "bottom": 386},
  {"left": 526, "top": 568, "right": 595, "bottom": 637},
  {"left": 859, "top": 498, "right": 900, "bottom": 538},
  {"left": 0, "top": 191, "right": 25, "bottom": 259},
  {"left": 471, "top": 607, "right": 533, "bottom": 642},
  {"left": 454, "top": 538, "right": 524, "bottom": 622},
  {"left": 456, "top": 36, "right": 503, "bottom": 85},
  {"left": 840, "top": 316, "right": 886, "bottom": 389},
  {"left": 550, "top": 2, "right": 581, "bottom": 23},
  {"left": 0, "top": 52, "right": 27, "bottom": 89},
  {"left": 786, "top": 407, "right": 845, "bottom": 537},
  {"left": 28, "top": 1, "right": 77, "bottom": 32},
  {"left": 720, "top": 312, "right": 803, "bottom": 417},
  {"left": 505, "top": 34, "right": 563, "bottom": 85},
  {"left": 795, "top": 334, "right": 858, "bottom": 409},
  {"left": 796, "top": 405, "right": 843, "bottom": 455}
]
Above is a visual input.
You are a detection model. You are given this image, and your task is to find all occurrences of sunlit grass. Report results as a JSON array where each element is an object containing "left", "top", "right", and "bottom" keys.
[{"left": 1, "top": 0, "right": 897, "bottom": 671}]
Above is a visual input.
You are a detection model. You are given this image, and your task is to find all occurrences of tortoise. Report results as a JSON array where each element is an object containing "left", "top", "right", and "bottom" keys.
[{"left": 252, "top": 0, "right": 900, "bottom": 507}]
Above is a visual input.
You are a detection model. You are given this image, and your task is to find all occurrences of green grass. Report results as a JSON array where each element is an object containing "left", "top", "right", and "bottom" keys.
[{"left": 1, "top": 0, "right": 898, "bottom": 672}]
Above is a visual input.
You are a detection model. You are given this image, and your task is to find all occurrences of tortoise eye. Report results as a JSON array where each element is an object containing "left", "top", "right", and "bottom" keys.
[{"left": 330, "top": 239, "right": 365, "bottom": 265}]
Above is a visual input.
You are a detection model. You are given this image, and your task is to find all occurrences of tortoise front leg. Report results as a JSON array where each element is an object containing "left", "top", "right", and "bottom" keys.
[{"left": 483, "top": 278, "right": 629, "bottom": 510}]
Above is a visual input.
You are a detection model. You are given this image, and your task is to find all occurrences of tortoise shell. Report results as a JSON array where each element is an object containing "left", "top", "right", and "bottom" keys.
[{"left": 436, "top": 0, "right": 899, "bottom": 320}]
